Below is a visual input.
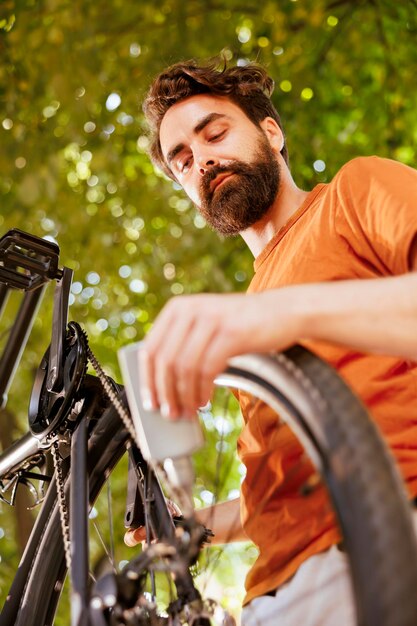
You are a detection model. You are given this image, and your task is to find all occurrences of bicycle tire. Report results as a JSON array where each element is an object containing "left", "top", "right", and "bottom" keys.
[
  {"left": 219, "top": 346, "right": 417, "bottom": 626},
  {"left": 6, "top": 345, "right": 417, "bottom": 626}
]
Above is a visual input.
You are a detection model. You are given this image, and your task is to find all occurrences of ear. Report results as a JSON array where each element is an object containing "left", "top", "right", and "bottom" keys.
[{"left": 259, "top": 117, "right": 284, "bottom": 155}]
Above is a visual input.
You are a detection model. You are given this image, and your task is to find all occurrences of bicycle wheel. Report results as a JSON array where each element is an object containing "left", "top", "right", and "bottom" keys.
[
  {"left": 5, "top": 345, "right": 417, "bottom": 626},
  {"left": 216, "top": 346, "right": 417, "bottom": 626}
]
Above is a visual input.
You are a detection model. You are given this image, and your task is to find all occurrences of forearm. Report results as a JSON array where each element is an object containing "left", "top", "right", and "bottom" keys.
[
  {"left": 196, "top": 497, "right": 248, "bottom": 544},
  {"left": 285, "top": 272, "right": 417, "bottom": 358},
  {"left": 139, "top": 270, "right": 417, "bottom": 418}
]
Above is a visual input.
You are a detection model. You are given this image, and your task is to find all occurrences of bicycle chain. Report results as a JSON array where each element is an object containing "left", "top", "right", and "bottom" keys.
[
  {"left": 50, "top": 329, "right": 136, "bottom": 575},
  {"left": 50, "top": 438, "right": 72, "bottom": 570},
  {"left": 85, "top": 342, "right": 137, "bottom": 442}
]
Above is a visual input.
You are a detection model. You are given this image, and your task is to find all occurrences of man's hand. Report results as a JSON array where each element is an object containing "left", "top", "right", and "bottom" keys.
[
  {"left": 124, "top": 499, "right": 182, "bottom": 547},
  {"left": 138, "top": 291, "right": 300, "bottom": 420},
  {"left": 138, "top": 272, "right": 417, "bottom": 420}
]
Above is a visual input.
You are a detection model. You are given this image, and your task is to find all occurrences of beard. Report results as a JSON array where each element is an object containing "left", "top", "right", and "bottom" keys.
[{"left": 198, "top": 134, "right": 281, "bottom": 236}]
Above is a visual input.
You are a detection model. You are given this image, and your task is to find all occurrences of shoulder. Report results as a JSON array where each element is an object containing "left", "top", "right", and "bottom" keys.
[
  {"left": 327, "top": 157, "right": 417, "bottom": 274},
  {"left": 333, "top": 156, "right": 417, "bottom": 189}
]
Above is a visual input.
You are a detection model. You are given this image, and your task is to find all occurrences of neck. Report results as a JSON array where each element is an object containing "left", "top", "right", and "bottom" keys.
[{"left": 240, "top": 164, "right": 310, "bottom": 257}]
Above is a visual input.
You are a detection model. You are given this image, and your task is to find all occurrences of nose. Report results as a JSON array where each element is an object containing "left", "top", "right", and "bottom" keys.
[{"left": 196, "top": 152, "right": 219, "bottom": 176}]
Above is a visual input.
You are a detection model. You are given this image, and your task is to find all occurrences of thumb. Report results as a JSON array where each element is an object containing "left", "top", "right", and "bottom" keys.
[{"left": 124, "top": 526, "right": 146, "bottom": 547}]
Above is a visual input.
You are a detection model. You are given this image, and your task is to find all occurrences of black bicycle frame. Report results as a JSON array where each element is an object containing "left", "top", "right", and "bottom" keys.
[{"left": 0, "top": 229, "right": 203, "bottom": 625}]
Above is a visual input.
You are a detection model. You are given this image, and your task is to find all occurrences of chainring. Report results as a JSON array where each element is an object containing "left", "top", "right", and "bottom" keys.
[{"left": 29, "top": 321, "right": 88, "bottom": 437}]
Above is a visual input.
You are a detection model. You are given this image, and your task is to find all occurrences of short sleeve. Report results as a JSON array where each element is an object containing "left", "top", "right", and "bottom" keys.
[{"left": 335, "top": 156, "right": 417, "bottom": 275}]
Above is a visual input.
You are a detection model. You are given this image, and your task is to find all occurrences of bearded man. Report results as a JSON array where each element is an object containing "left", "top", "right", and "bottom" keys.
[{"left": 126, "top": 60, "right": 417, "bottom": 626}]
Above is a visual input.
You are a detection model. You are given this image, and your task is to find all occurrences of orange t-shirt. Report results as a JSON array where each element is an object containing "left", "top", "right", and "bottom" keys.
[{"left": 239, "top": 156, "right": 417, "bottom": 604}]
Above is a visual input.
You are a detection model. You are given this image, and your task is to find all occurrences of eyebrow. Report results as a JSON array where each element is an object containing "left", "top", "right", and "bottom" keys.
[{"left": 166, "top": 112, "right": 228, "bottom": 167}]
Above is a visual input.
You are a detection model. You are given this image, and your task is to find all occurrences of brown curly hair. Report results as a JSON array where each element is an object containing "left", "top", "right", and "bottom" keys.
[{"left": 143, "top": 59, "right": 288, "bottom": 179}]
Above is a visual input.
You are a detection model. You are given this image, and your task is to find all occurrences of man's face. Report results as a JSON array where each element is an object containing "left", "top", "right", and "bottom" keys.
[{"left": 159, "top": 95, "right": 281, "bottom": 236}]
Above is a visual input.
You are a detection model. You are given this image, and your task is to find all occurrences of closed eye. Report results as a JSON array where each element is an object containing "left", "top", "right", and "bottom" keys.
[
  {"left": 179, "top": 155, "right": 193, "bottom": 174},
  {"left": 208, "top": 130, "right": 226, "bottom": 142}
]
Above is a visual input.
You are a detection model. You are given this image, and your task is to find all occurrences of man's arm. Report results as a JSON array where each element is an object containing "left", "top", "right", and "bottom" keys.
[
  {"left": 196, "top": 497, "right": 247, "bottom": 544},
  {"left": 125, "top": 497, "right": 245, "bottom": 546},
  {"left": 139, "top": 244, "right": 417, "bottom": 419}
]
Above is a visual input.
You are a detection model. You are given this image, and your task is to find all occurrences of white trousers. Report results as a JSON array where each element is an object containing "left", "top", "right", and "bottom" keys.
[
  {"left": 242, "top": 511, "right": 417, "bottom": 626},
  {"left": 242, "top": 546, "right": 356, "bottom": 626},
  {"left": 241, "top": 545, "right": 355, "bottom": 626}
]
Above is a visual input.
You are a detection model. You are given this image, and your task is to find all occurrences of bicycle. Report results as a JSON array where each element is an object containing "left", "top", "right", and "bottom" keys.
[{"left": 1, "top": 228, "right": 417, "bottom": 626}]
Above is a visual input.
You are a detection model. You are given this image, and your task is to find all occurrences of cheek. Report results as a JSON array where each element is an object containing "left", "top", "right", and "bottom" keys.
[{"left": 183, "top": 177, "right": 202, "bottom": 207}]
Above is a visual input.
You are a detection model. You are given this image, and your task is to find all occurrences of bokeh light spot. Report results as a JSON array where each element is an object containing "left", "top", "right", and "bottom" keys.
[
  {"left": 327, "top": 15, "right": 339, "bottom": 27},
  {"left": 280, "top": 80, "right": 292, "bottom": 93},
  {"left": 258, "top": 36, "right": 269, "bottom": 48},
  {"left": 96, "top": 319, "right": 109, "bottom": 332},
  {"left": 119, "top": 265, "right": 132, "bottom": 278},
  {"left": 237, "top": 26, "right": 251, "bottom": 43},
  {"left": 129, "top": 279, "right": 147, "bottom": 294},
  {"left": 86, "top": 271, "right": 100, "bottom": 285},
  {"left": 129, "top": 42, "right": 141, "bottom": 57},
  {"left": 105, "top": 93, "right": 121, "bottom": 111},
  {"left": 84, "top": 121, "right": 96, "bottom": 133},
  {"left": 301, "top": 88, "right": 314, "bottom": 101},
  {"left": 313, "top": 160, "right": 326, "bottom": 172}
]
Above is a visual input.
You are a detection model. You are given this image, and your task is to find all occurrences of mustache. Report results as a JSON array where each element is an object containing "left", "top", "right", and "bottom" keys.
[{"left": 200, "top": 162, "right": 250, "bottom": 200}]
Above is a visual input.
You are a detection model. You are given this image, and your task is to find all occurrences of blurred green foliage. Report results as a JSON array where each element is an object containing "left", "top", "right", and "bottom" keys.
[{"left": 1, "top": 0, "right": 417, "bottom": 617}]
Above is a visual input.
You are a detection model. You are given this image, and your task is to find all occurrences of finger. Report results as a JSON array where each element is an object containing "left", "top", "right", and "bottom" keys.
[
  {"left": 138, "top": 300, "right": 179, "bottom": 410},
  {"left": 153, "top": 313, "right": 199, "bottom": 420},
  {"left": 166, "top": 499, "right": 182, "bottom": 517},
  {"left": 124, "top": 526, "right": 146, "bottom": 547},
  {"left": 175, "top": 318, "right": 218, "bottom": 416},
  {"left": 197, "top": 329, "right": 239, "bottom": 408}
]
